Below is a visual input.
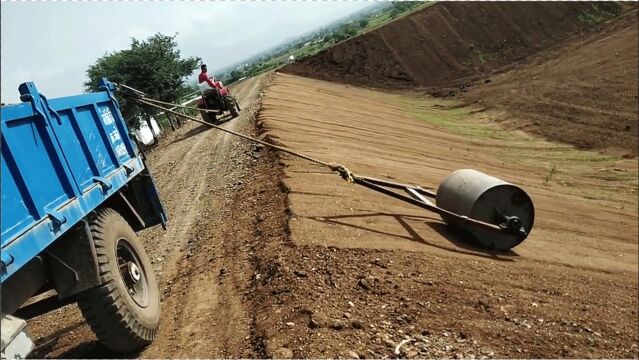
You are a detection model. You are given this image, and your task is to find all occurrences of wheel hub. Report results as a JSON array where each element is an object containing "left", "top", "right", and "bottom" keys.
[
  {"left": 128, "top": 262, "right": 141, "bottom": 283},
  {"left": 116, "top": 238, "right": 149, "bottom": 307}
]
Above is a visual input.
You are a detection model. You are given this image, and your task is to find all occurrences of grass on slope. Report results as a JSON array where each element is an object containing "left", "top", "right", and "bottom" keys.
[{"left": 395, "top": 95, "right": 638, "bottom": 206}]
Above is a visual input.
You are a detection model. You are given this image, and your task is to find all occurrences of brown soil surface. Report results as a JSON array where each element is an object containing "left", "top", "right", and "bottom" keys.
[
  {"left": 462, "top": 8, "right": 638, "bottom": 157},
  {"left": 22, "top": 70, "right": 638, "bottom": 359},
  {"left": 283, "top": 2, "right": 624, "bottom": 89},
  {"left": 282, "top": 2, "right": 638, "bottom": 155},
  {"left": 22, "top": 10, "right": 639, "bottom": 354},
  {"left": 28, "top": 74, "right": 273, "bottom": 358},
  {"left": 252, "top": 73, "right": 638, "bottom": 358}
]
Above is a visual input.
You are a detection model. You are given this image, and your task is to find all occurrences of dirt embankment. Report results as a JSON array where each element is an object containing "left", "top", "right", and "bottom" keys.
[
  {"left": 283, "top": 2, "right": 623, "bottom": 88},
  {"left": 253, "top": 72, "right": 638, "bottom": 359},
  {"left": 282, "top": 2, "right": 638, "bottom": 155},
  {"left": 464, "top": 9, "right": 638, "bottom": 156}
]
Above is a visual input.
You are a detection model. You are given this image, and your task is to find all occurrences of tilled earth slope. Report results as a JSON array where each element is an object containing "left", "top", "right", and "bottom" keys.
[
  {"left": 252, "top": 73, "right": 638, "bottom": 359},
  {"left": 463, "top": 8, "right": 638, "bottom": 156},
  {"left": 282, "top": 2, "right": 623, "bottom": 89},
  {"left": 282, "top": 2, "right": 638, "bottom": 155}
]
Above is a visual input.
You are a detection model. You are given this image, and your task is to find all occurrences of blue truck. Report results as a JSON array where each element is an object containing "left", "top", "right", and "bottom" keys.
[{"left": 1, "top": 78, "right": 167, "bottom": 358}]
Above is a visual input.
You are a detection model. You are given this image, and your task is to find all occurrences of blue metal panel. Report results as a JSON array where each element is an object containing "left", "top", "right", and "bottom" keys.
[
  {"left": 1, "top": 103, "right": 36, "bottom": 123},
  {"left": 48, "top": 92, "right": 112, "bottom": 110},
  {"left": 0, "top": 141, "right": 38, "bottom": 242},
  {"left": 1, "top": 78, "right": 165, "bottom": 282},
  {"left": 72, "top": 105, "right": 118, "bottom": 177},
  {"left": 1, "top": 115, "right": 73, "bottom": 221},
  {"left": 1, "top": 157, "right": 145, "bottom": 282},
  {"left": 52, "top": 108, "right": 100, "bottom": 189}
]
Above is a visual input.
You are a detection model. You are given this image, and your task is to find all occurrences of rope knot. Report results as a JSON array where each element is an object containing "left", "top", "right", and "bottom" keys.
[{"left": 329, "top": 162, "right": 354, "bottom": 183}]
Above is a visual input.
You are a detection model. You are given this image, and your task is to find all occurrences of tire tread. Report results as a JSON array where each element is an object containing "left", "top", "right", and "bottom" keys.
[{"left": 76, "top": 208, "right": 158, "bottom": 353}]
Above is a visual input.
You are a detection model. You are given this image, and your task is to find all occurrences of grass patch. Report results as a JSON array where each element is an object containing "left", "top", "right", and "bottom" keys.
[
  {"left": 366, "top": 2, "right": 436, "bottom": 32},
  {"left": 578, "top": 3, "right": 622, "bottom": 24},
  {"left": 398, "top": 98, "right": 511, "bottom": 140},
  {"left": 393, "top": 94, "right": 638, "bottom": 203},
  {"left": 462, "top": 45, "right": 500, "bottom": 66}
]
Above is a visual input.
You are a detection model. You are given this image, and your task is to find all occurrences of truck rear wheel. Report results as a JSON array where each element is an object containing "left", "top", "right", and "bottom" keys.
[{"left": 76, "top": 208, "right": 160, "bottom": 353}]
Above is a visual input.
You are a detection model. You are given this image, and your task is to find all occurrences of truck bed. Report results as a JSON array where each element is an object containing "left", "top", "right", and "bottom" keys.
[{"left": 1, "top": 79, "right": 163, "bottom": 282}]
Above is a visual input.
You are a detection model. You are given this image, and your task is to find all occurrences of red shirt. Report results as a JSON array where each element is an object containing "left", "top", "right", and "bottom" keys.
[{"left": 198, "top": 71, "right": 221, "bottom": 89}]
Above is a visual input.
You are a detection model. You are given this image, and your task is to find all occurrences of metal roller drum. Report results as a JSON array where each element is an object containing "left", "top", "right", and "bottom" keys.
[{"left": 436, "top": 169, "right": 534, "bottom": 250}]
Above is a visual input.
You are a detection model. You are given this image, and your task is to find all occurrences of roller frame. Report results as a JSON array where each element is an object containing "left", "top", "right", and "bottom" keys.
[{"left": 352, "top": 175, "right": 527, "bottom": 240}]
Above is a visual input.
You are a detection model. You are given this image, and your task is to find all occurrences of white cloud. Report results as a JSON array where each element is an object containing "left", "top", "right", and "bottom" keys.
[{"left": 1, "top": 1, "right": 373, "bottom": 103}]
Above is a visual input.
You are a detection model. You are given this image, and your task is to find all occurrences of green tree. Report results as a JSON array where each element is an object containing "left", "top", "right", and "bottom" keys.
[
  {"left": 229, "top": 70, "right": 243, "bottom": 83},
  {"left": 345, "top": 26, "right": 358, "bottom": 37},
  {"left": 390, "top": 1, "right": 421, "bottom": 18},
  {"left": 358, "top": 19, "right": 369, "bottom": 29},
  {"left": 331, "top": 31, "right": 349, "bottom": 43},
  {"left": 85, "top": 33, "right": 200, "bottom": 141}
]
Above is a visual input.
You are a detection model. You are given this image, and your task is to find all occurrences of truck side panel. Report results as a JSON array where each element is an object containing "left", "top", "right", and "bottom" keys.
[{"left": 1, "top": 79, "right": 165, "bottom": 283}]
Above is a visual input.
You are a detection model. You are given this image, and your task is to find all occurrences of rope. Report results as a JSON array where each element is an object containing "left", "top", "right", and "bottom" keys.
[
  {"left": 125, "top": 87, "right": 511, "bottom": 235},
  {"left": 132, "top": 97, "right": 356, "bottom": 183},
  {"left": 140, "top": 95, "right": 218, "bottom": 114},
  {"left": 116, "top": 82, "right": 236, "bottom": 115}
]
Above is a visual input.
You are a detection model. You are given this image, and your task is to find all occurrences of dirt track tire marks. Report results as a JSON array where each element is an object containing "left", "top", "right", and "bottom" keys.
[
  {"left": 139, "top": 74, "right": 269, "bottom": 358},
  {"left": 26, "top": 74, "right": 270, "bottom": 359}
]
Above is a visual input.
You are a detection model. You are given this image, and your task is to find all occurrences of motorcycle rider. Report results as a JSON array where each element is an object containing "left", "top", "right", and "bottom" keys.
[
  {"left": 198, "top": 64, "right": 230, "bottom": 103},
  {"left": 198, "top": 64, "right": 222, "bottom": 92},
  {"left": 198, "top": 64, "right": 224, "bottom": 108}
]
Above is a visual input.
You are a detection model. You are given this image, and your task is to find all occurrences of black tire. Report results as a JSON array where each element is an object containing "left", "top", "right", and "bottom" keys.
[
  {"left": 207, "top": 111, "right": 217, "bottom": 124},
  {"left": 76, "top": 208, "right": 160, "bottom": 353},
  {"left": 229, "top": 106, "right": 239, "bottom": 118},
  {"left": 227, "top": 97, "right": 239, "bottom": 118}
]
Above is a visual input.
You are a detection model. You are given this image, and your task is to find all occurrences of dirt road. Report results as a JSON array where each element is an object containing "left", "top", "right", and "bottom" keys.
[
  {"left": 29, "top": 74, "right": 271, "bottom": 358},
  {"left": 138, "top": 74, "right": 266, "bottom": 358}
]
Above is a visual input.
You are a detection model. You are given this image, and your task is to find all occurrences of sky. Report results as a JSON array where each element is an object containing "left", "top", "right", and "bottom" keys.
[{"left": 1, "top": 1, "right": 374, "bottom": 103}]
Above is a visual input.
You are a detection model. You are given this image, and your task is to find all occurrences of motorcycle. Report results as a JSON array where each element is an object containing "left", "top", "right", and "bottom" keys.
[{"left": 196, "top": 81, "right": 241, "bottom": 124}]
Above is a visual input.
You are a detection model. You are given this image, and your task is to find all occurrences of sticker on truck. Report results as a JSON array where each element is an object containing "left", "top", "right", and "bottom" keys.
[{"left": 100, "top": 107, "right": 115, "bottom": 126}]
